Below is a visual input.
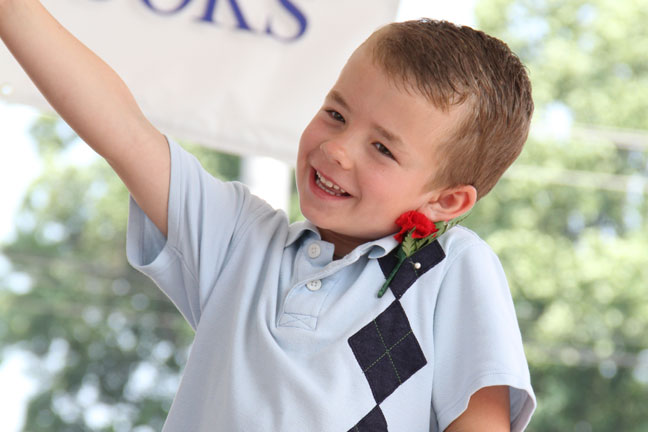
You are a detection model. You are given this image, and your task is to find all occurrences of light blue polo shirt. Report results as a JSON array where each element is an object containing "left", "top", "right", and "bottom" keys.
[{"left": 126, "top": 138, "right": 536, "bottom": 431}]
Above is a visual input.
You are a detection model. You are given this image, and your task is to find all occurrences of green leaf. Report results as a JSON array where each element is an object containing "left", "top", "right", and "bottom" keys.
[{"left": 402, "top": 235, "right": 416, "bottom": 257}]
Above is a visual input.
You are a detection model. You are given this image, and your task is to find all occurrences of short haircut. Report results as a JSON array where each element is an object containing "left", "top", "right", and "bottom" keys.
[{"left": 366, "top": 19, "right": 534, "bottom": 199}]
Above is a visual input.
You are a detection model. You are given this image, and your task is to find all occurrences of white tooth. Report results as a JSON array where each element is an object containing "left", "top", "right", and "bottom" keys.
[{"left": 315, "top": 171, "right": 347, "bottom": 196}]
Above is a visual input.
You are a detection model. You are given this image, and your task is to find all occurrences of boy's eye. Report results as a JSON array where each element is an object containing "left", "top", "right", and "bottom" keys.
[
  {"left": 326, "top": 110, "right": 345, "bottom": 123},
  {"left": 373, "top": 142, "right": 395, "bottom": 159}
]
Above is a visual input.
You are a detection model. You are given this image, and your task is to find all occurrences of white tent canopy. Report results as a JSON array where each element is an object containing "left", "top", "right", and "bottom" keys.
[{"left": 0, "top": 0, "right": 400, "bottom": 164}]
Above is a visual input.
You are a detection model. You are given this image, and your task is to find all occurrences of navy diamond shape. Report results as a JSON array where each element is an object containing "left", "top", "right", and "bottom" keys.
[
  {"left": 347, "top": 405, "right": 388, "bottom": 432},
  {"left": 348, "top": 300, "right": 427, "bottom": 404}
]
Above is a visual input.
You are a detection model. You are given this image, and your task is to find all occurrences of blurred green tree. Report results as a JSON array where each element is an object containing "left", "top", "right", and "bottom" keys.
[
  {"left": 469, "top": 0, "right": 648, "bottom": 430},
  {"left": 0, "top": 116, "right": 240, "bottom": 431}
]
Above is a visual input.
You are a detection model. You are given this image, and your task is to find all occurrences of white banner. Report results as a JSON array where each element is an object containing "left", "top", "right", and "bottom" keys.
[{"left": 0, "top": 0, "right": 400, "bottom": 163}]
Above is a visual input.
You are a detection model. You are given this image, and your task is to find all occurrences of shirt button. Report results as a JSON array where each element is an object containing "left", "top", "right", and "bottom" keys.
[
  {"left": 307, "top": 243, "right": 321, "bottom": 259},
  {"left": 306, "top": 279, "right": 322, "bottom": 291}
]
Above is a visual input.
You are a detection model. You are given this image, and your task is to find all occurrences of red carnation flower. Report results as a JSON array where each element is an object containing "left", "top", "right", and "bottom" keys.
[
  {"left": 379, "top": 209, "right": 470, "bottom": 297},
  {"left": 394, "top": 210, "right": 438, "bottom": 242}
]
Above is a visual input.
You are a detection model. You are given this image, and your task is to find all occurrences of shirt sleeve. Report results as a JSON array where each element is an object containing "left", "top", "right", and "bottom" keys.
[
  {"left": 126, "top": 137, "right": 271, "bottom": 330},
  {"left": 432, "top": 238, "right": 536, "bottom": 431}
]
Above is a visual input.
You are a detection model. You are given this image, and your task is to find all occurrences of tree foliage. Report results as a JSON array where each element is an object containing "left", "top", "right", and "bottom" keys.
[
  {"left": 469, "top": 0, "right": 648, "bottom": 430},
  {"left": 0, "top": 118, "right": 240, "bottom": 431}
]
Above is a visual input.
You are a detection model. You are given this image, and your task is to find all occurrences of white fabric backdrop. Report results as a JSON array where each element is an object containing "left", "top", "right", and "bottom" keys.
[{"left": 0, "top": 0, "right": 400, "bottom": 163}]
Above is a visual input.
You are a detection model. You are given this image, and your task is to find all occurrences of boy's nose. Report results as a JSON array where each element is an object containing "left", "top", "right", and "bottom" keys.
[{"left": 320, "top": 138, "right": 353, "bottom": 170}]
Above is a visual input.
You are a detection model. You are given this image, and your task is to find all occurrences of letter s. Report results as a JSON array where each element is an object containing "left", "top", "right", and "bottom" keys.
[{"left": 266, "top": 0, "right": 308, "bottom": 42}]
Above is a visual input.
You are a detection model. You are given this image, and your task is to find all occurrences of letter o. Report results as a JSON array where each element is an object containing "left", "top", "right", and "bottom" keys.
[{"left": 141, "top": 0, "right": 192, "bottom": 15}]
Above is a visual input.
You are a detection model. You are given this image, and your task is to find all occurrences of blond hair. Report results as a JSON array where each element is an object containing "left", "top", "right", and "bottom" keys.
[{"left": 367, "top": 19, "right": 533, "bottom": 198}]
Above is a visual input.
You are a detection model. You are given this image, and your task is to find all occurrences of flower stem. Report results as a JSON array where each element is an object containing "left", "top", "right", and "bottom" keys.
[{"left": 377, "top": 251, "right": 406, "bottom": 298}]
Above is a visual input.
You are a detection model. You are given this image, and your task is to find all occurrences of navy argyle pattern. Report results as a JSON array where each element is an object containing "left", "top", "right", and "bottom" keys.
[{"left": 347, "top": 240, "right": 446, "bottom": 430}]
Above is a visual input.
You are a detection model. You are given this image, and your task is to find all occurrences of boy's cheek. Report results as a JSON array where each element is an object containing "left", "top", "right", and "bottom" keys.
[
  {"left": 297, "top": 128, "right": 317, "bottom": 158},
  {"left": 300, "top": 115, "right": 331, "bottom": 144}
]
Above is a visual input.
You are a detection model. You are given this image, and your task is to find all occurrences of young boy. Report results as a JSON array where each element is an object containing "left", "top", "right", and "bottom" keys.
[{"left": 0, "top": 1, "right": 535, "bottom": 430}]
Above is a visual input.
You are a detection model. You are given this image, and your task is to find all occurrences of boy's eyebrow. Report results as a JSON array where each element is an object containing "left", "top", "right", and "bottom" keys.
[
  {"left": 327, "top": 90, "right": 405, "bottom": 148},
  {"left": 328, "top": 90, "right": 351, "bottom": 112},
  {"left": 373, "top": 124, "right": 404, "bottom": 148}
]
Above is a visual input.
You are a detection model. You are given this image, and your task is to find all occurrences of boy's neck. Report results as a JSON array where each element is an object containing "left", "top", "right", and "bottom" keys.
[{"left": 318, "top": 228, "right": 374, "bottom": 259}]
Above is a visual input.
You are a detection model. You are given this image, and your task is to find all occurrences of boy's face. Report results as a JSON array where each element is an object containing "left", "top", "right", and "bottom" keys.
[{"left": 296, "top": 44, "right": 463, "bottom": 252}]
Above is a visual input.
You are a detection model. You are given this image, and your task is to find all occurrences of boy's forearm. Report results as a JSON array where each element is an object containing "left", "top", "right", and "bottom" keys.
[
  {"left": 0, "top": 0, "right": 170, "bottom": 236},
  {"left": 0, "top": 0, "right": 159, "bottom": 159}
]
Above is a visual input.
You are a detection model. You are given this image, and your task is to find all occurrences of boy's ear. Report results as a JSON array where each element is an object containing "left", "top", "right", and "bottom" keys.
[{"left": 417, "top": 185, "right": 477, "bottom": 221}]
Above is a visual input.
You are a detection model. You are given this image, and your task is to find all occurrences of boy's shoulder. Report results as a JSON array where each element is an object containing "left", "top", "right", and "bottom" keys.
[
  {"left": 381, "top": 225, "right": 503, "bottom": 301},
  {"left": 437, "top": 225, "right": 493, "bottom": 259}
]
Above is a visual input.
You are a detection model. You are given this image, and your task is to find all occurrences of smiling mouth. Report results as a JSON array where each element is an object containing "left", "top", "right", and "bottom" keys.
[{"left": 315, "top": 170, "right": 350, "bottom": 197}]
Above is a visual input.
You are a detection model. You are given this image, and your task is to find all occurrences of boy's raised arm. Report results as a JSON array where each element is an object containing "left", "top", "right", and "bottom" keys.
[{"left": 0, "top": 0, "right": 170, "bottom": 236}]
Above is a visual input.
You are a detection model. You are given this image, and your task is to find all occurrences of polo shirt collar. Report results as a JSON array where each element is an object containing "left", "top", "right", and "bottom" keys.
[
  {"left": 285, "top": 220, "right": 320, "bottom": 247},
  {"left": 286, "top": 220, "right": 398, "bottom": 259},
  {"left": 365, "top": 235, "right": 399, "bottom": 259}
]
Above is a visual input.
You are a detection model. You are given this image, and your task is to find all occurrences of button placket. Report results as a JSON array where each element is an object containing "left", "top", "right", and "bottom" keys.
[
  {"left": 279, "top": 277, "right": 329, "bottom": 330},
  {"left": 277, "top": 239, "right": 353, "bottom": 330},
  {"left": 279, "top": 271, "right": 346, "bottom": 331}
]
